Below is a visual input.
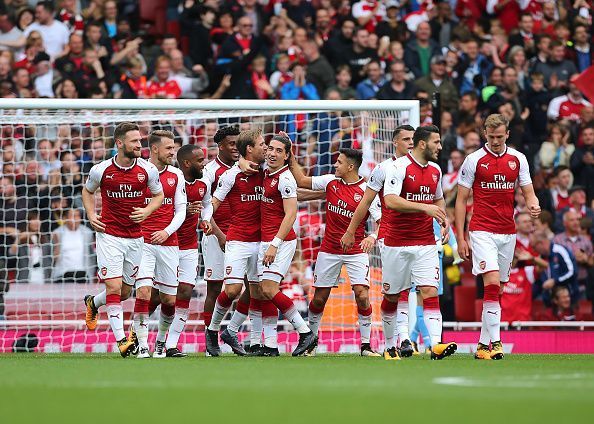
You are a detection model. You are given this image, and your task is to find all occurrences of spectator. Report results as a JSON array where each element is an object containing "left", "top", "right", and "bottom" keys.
[
  {"left": 313, "top": 9, "right": 333, "bottom": 47},
  {"left": 534, "top": 40, "right": 578, "bottom": 91},
  {"left": 54, "top": 33, "right": 84, "bottom": 76},
  {"left": 414, "top": 54, "right": 459, "bottom": 112},
  {"left": 540, "top": 286, "right": 581, "bottom": 321},
  {"left": 430, "top": 1, "right": 456, "bottom": 49},
  {"left": 183, "top": 6, "right": 215, "bottom": 69},
  {"left": 12, "top": 67, "right": 34, "bottom": 98},
  {"left": 99, "top": 0, "right": 118, "bottom": 39},
  {"left": 116, "top": 57, "right": 147, "bottom": 99},
  {"left": 462, "top": 131, "right": 481, "bottom": 155},
  {"left": 556, "top": 186, "right": 594, "bottom": 238},
  {"left": 251, "top": 55, "right": 273, "bottom": 100},
  {"left": 570, "top": 23, "right": 591, "bottom": 73},
  {"left": 282, "top": 0, "right": 315, "bottom": 31},
  {"left": 8, "top": 211, "right": 50, "bottom": 284},
  {"left": 535, "top": 210, "right": 556, "bottom": 241},
  {"left": 269, "top": 53, "right": 293, "bottom": 98},
  {"left": 442, "top": 148, "right": 463, "bottom": 205},
  {"left": 539, "top": 165, "right": 574, "bottom": 214},
  {"left": 16, "top": 8, "right": 34, "bottom": 32},
  {"left": 501, "top": 258, "right": 536, "bottom": 322},
  {"left": 509, "top": 13, "right": 536, "bottom": 57},
  {"left": 147, "top": 56, "right": 182, "bottom": 99},
  {"left": 404, "top": 21, "right": 440, "bottom": 79},
  {"left": 169, "top": 49, "right": 209, "bottom": 99},
  {"left": 82, "top": 139, "right": 107, "bottom": 175},
  {"left": 51, "top": 208, "right": 95, "bottom": 284},
  {"left": 553, "top": 209, "right": 594, "bottom": 291},
  {"left": 515, "top": 211, "right": 548, "bottom": 269},
  {"left": 0, "top": 8, "right": 23, "bottom": 55},
  {"left": 524, "top": 72, "right": 553, "bottom": 144},
  {"left": 323, "top": 18, "right": 354, "bottom": 69},
  {"left": 547, "top": 75, "right": 592, "bottom": 122},
  {"left": 84, "top": 21, "right": 111, "bottom": 68},
  {"left": 455, "top": 38, "right": 492, "bottom": 95},
  {"left": 570, "top": 124, "right": 594, "bottom": 203},
  {"left": 376, "top": 59, "right": 414, "bottom": 100},
  {"left": 303, "top": 40, "right": 334, "bottom": 97},
  {"left": 339, "top": 27, "right": 379, "bottom": 86},
  {"left": 32, "top": 51, "right": 54, "bottom": 97},
  {"left": 326, "top": 64, "right": 356, "bottom": 100},
  {"left": 55, "top": 77, "right": 78, "bottom": 99},
  {"left": 539, "top": 124, "right": 574, "bottom": 170},
  {"left": 487, "top": 0, "right": 521, "bottom": 34},
  {"left": 352, "top": 0, "right": 386, "bottom": 34},
  {"left": 375, "top": 4, "right": 408, "bottom": 44},
  {"left": 36, "top": 139, "right": 61, "bottom": 178},
  {"left": 356, "top": 59, "right": 385, "bottom": 100},
  {"left": 57, "top": 0, "right": 84, "bottom": 35},
  {"left": 532, "top": 231, "right": 578, "bottom": 304}
]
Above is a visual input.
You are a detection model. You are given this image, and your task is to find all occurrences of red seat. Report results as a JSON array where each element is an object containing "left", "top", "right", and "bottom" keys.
[
  {"left": 532, "top": 299, "right": 546, "bottom": 320},
  {"left": 578, "top": 299, "right": 593, "bottom": 320},
  {"left": 454, "top": 285, "right": 476, "bottom": 321},
  {"left": 166, "top": 20, "right": 180, "bottom": 39},
  {"left": 139, "top": 0, "right": 167, "bottom": 35}
]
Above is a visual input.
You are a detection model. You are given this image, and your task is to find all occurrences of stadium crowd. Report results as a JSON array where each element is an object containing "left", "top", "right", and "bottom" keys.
[{"left": 0, "top": 0, "right": 594, "bottom": 323}]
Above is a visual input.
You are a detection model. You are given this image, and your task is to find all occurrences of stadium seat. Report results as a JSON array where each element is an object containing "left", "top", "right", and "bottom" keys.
[
  {"left": 454, "top": 286, "right": 476, "bottom": 321},
  {"left": 166, "top": 20, "right": 180, "bottom": 40},
  {"left": 139, "top": 0, "right": 167, "bottom": 35},
  {"left": 532, "top": 299, "right": 546, "bottom": 320},
  {"left": 578, "top": 300, "right": 593, "bottom": 320}
]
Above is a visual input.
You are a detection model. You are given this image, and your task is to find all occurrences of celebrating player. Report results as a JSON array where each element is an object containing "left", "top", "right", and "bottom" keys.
[
  {"left": 382, "top": 125, "right": 457, "bottom": 361},
  {"left": 164, "top": 144, "right": 214, "bottom": 357},
  {"left": 82, "top": 122, "right": 163, "bottom": 357},
  {"left": 340, "top": 124, "right": 416, "bottom": 357},
  {"left": 455, "top": 114, "right": 540, "bottom": 360},
  {"left": 201, "top": 126, "right": 240, "bottom": 331},
  {"left": 290, "top": 148, "right": 382, "bottom": 357}
]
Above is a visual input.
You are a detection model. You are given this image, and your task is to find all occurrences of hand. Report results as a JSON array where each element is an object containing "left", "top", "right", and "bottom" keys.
[
  {"left": 192, "top": 64, "right": 205, "bottom": 74},
  {"left": 238, "top": 156, "right": 259, "bottom": 174},
  {"left": 423, "top": 204, "right": 447, "bottom": 225},
  {"left": 528, "top": 203, "right": 541, "bottom": 219},
  {"left": 521, "top": 108, "right": 530, "bottom": 121},
  {"left": 129, "top": 207, "right": 150, "bottom": 223},
  {"left": 575, "top": 249, "right": 587, "bottom": 263},
  {"left": 97, "top": 46, "right": 108, "bottom": 58},
  {"left": 151, "top": 230, "right": 169, "bottom": 245},
  {"left": 583, "top": 152, "right": 594, "bottom": 165},
  {"left": 279, "top": 131, "right": 292, "bottom": 142},
  {"left": 340, "top": 231, "right": 356, "bottom": 253},
  {"left": 515, "top": 249, "right": 533, "bottom": 261},
  {"left": 263, "top": 245, "right": 278, "bottom": 267},
  {"left": 359, "top": 236, "right": 376, "bottom": 254},
  {"left": 458, "top": 238, "right": 471, "bottom": 262},
  {"left": 441, "top": 220, "right": 450, "bottom": 244},
  {"left": 187, "top": 201, "right": 203, "bottom": 215},
  {"left": 221, "top": 74, "right": 232, "bottom": 89},
  {"left": 542, "top": 278, "right": 555, "bottom": 290},
  {"left": 89, "top": 214, "right": 106, "bottom": 232},
  {"left": 200, "top": 220, "right": 212, "bottom": 236}
]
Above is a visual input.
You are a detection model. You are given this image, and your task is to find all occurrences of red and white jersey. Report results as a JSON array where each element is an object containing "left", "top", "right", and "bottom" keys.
[
  {"left": 442, "top": 170, "right": 459, "bottom": 193},
  {"left": 141, "top": 165, "right": 187, "bottom": 247},
  {"left": 547, "top": 95, "right": 591, "bottom": 122},
  {"left": 147, "top": 79, "right": 182, "bottom": 99},
  {"left": 294, "top": 209, "right": 324, "bottom": 263},
  {"left": 501, "top": 266, "right": 535, "bottom": 322},
  {"left": 214, "top": 165, "right": 264, "bottom": 242},
  {"left": 367, "top": 156, "right": 397, "bottom": 240},
  {"left": 177, "top": 177, "right": 212, "bottom": 250},
  {"left": 85, "top": 157, "right": 162, "bottom": 239},
  {"left": 551, "top": 188, "right": 571, "bottom": 211},
  {"left": 312, "top": 175, "right": 381, "bottom": 255},
  {"left": 261, "top": 165, "right": 297, "bottom": 242},
  {"left": 204, "top": 156, "right": 234, "bottom": 235},
  {"left": 383, "top": 153, "right": 443, "bottom": 247},
  {"left": 458, "top": 145, "right": 531, "bottom": 234}
]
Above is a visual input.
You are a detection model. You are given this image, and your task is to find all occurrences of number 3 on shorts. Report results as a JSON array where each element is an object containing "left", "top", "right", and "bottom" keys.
[{"left": 435, "top": 267, "right": 440, "bottom": 281}]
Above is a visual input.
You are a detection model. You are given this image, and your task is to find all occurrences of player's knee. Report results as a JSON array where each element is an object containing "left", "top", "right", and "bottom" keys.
[
  {"left": 160, "top": 294, "right": 175, "bottom": 307},
  {"left": 260, "top": 284, "right": 278, "bottom": 300},
  {"left": 136, "top": 286, "right": 151, "bottom": 301},
  {"left": 384, "top": 293, "right": 399, "bottom": 303},
  {"left": 419, "top": 286, "right": 438, "bottom": 299},
  {"left": 176, "top": 284, "right": 193, "bottom": 301},
  {"left": 206, "top": 281, "right": 223, "bottom": 297},
  {"left": 225, "top": 284, "right": 242, "bottom": 299},
  {"left": 353, "top": 287, "right": 370, "bottom": 307},
  {"left": 310, "top": 296, "right": 327, "bottom": 310}
]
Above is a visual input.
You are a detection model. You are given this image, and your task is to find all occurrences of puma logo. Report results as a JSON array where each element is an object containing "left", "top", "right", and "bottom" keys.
[
  {"left": 487, "top": 311, "right": 498, "bottom": 315},
  {"left": 109, "top": 314, "right": 120, "bottom": 319},
  {"left": 480, "top": 163, "right": 489, "bottom": 170},
  {"left": 240, "top": 177, "right": 249, "bottom": 183},
  {"left": 383, "top": 320, "right": 392, "bottom": 325},
  {"left": 140, "top": 323, "right": 148, "bottom": 328},
  {"left": 180, "top": 318, "right": 187, "bottom": 323},
  {"left": 361, "top": 323, "right": 371, "bottom": 327},
  {"left": 105, "top": 174, "right": 114, "bottom": 180},
  {"left": 332, "top": 185, "right": 338, "bottom": 193},
  {"left": 399, "top": 312, "right": 408, "bottom": 316},
  {"left": 408, "top": 175, "right": 415, "bottom": 181}
]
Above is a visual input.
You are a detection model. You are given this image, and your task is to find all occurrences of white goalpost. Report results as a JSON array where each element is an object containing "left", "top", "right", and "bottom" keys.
[{"left": 0, "top": 98, "right": 419, "bottom": 354}]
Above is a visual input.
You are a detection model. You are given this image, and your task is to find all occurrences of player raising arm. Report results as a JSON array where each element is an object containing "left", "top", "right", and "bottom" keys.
[
  {"left": 455, "top": 114, "right": 540, "bottom": 360},
  {"left": 290, "top": 148, "right": 382, "bottom": 357},
  {"left": 82, "top": 122, "right": 163, "bottom": 357},
  {"left": 382, "top": 125, "right": 456, "bottom": 361}
]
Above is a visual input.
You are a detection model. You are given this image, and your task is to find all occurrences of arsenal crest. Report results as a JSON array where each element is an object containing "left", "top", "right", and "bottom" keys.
[
  {"left": 432, "top": 174, "right": 438, "bottom": 183},
  {"left": 479, "top": 260, "right": 486, "bottom": 270},
  {"left": 137, "top": 173, "right": 145, "bottom": 182},
  {"left": 508, "top": 161, "right": 517, "bottom": 170},
  {"left": 383, "top": 283, "right": 390, "bottom": 292},
  {"left": 206, "top": 269, "right": 213, "bottom": 278},
  {"left": 198, "top": 187, "right": 205, "bottom": 196},
  {"left": 271, "top": 178, "right": 278, "bottom": 187},
  {"left": 101, "top": 267, "right": 107, "bottom": 276},
  {"left": 167, "top": 177, "right": 176, "bottom": 186},
  {"left": 225, "top": 266, "right": 232, "bottom": 275},
  {"left": 354, "top": 193, "right": 362, "bottom": 202}
]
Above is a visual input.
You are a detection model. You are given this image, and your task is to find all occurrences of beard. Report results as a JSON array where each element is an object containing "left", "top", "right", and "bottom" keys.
[
  {"left": 191, "top": 167, "right": 203, "bottom": 180},
  {"left": 122, "top": 146, "right": 140, "bottom": 159}
]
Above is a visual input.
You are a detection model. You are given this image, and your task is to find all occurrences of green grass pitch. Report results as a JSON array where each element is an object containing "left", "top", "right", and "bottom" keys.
[{"left": 1, "top": 354, "right": 593, "bottom": 424}]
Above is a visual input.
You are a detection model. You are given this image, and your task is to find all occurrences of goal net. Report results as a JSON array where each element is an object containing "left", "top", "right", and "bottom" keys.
[{"left": 0, "top": 98, "right": 419, "bottom": 354}]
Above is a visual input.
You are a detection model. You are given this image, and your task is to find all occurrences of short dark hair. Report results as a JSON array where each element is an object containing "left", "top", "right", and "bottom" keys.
[
  {"left": 461, "top": 91, "right": 478, "bottom": 102},
  {"left": 269, "top": 134, "right": 292, "bottom": 155},
  {"left": 36, "top": 1, "right": 54, "bottom": 13},
  {"left": 113, "top": 122, "right": 139, "bottom": 143},
  {"left": 553, "top": 165, "right": 569, "bottom": 176},
  {"left": 413, "top": 125, "right": 440, "bottom": 147},
  {"left": 538, "top": 210, "right": 553, "bottom": 227},
  {"left": 213, "top": 125, "right": 239, "bottom": 144},
  {"left": 237, "top": 129, "right": 262, "bottom": 157},
  {"left": 148, "top": 129, "right": 175, "bottom": 147},
  {"left": 339, "top": 148, "right": 363, "bottom": 170},
  {"left": 177, "top": 144, "right": 201, "bottom": 163},
  {"left": 392, "top": 124, "right": 415, "bottom": 141}
]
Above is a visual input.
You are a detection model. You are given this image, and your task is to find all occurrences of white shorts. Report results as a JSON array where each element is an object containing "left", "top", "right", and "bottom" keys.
[
  {"left": 258, "top": 239, "right": 297, "bottom": 284},
  {"left": 381, "top": 244, "right": 439, "bottom": 294},
  {"left": 178, "top": 248, "right": 199, "bottom": 287},
  {"left": 96, "top": 232, "right": 143, "bottom": 285},
  {"left": 469, "top": 231, "right": 516, "bottom": 282},
  {"left": 224, "top": 241, "right": 260, "bottom": 284},
  {"left": 135, "top": 243, "right": 180, "bottom": 296},
  {"left": 313, "top": 252, "right": 370, "bottom": 288},
  {"left": 202, "top": 234, "right": 225, "bottom": 282}
]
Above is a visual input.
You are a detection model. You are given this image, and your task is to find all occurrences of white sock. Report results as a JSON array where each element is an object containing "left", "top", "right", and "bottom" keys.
[
  {"left": 134, "top": 313, "right": 149, "bottom": 350},
  {"left": 263, "top": 316, "right": 278, "bottom": 348},
  {"left": 483, "top": 301, "right": 502, "bottom": 342},
  {"left": 396, "top": 301, "right": 410, "bottom": 344},
  {"left": 381, "top": 302, "right": 397, "bottom": 349},
  {"left": 358, "top": 311, "right": 372, "bottom": 344},
  {"left": 423, "top": 309, "right": 443, "bottom": 347},
  {"left": 479, "top": 310, "right": 490, "bottom": 345},
  {"left": 156, "top": 311, "right": 174, "bottom": 343},
  {"left": 227, "top": 309, "right": 248, "bottom": 336},
  {"left": 308, "top": 308, "right": 324, "bottom": 337},
  {"left": 208, "top": 299, "right": 230, "bottom": 332},
  {"left": 106, "top": 303, "right": 125, "bottom": 341},
  {"left": 284, "top": 307, "right": 309, "bottom": 333},
  {"left": 249, "top": 309, "right": 263, "bottom": 346},
  {"left": 94, "top": 290, "right": 106, "bottom": 309},
  {"left": 166, "top": 307, "right": 189, "bottom": 350}
]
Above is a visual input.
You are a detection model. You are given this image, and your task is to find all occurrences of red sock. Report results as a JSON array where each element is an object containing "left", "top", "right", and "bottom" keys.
[
  {"left": 134, "top": 298, "right": 149, "bottom": 314},
  {"left": 217, "top": 291, "right": 233, "bottom": 308},
  {"left": 309, "top": 302, "right": 325, "bottom": 314},
  {"left": 271, "top": 292, "right": 294, "bottom": 314},
  {"left": 399, "top": 290, "right": 409, "bottom": 302},
  {"left": 106, "top": 294, "right": 120, "bottom": 305},
  {"left": 262, "top": 300, "right": 278, "bottom": 318},
  {"left": 358, "top": 305, "right": 373, "bottom": 316},
  {"left": 423, "top": 296, "right": 440, "bottom": 311},
  {"left": 161, "top": 303, "right": 175, "bottom": 317},
  {"left": 236, "top": 299, "right": 250, "bottom": 315},
  {"left": 381, "top": 298, "right": 398, "bottom": 314},
  {"left": 175, "top": 299, "right": 190, "bottom": 310},
  {"left": 484, "top": 284, "right": 499, "bottom": 303},
  {"left": 203, "top": 312, "right": 212, "bottom": 327},
  {"left": 149, "top": 301, "right": 159, "bottom": 316}
]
